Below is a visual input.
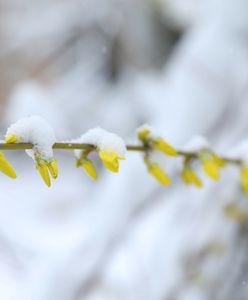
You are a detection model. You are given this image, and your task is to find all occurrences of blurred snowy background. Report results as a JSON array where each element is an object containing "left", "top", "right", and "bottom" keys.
[{"left": 0, "top": 0, "right": 248, "bottom": 299}]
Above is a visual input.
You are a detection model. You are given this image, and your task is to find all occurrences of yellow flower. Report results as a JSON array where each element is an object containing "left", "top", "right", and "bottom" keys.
[
  {"left": 36, "top": 160, "right": 51, "bottom": 187},
  {"left": 153, "top": 137, "right": 177, "bottom": 156},
  {"left": 240, "top": 165, "right": 248, "bottom": 197},
  {"left": 0, "top": 151, "right": 17, "bottom": 178},
  {"left": 212, "top": 153, "right": 226, "bottom": 167},
  {"left": 76, "top": 158, "right": 97, "bottom": 180},
  {"left": 202, "top": 158, "right": 220, "bottom": 180},
  {"left": 36, "top": 159, "right": 58, "bottom": 187},
  {"left": 199, "top": 150, "right": 225, "bottom": 181},
  {"left": 180, "top": 168, "right": 191, "bottom": 184},
  {"left": 137, "top": 127, "right": 150, "bottom": 141},
  {"left": 47, "top": 159, "right": 58, "bottom": 179},
  {"left": 99, "top": 150, "right": 125, "bottom": 173},
  {"left": 180, "top": 167, "right": 202, "bottom": 188},
  {"left": 5, "top": 132, "right": 58, "bottom": 186},
  {"left": 102, "top": 159, "right": 119, "bottom": 173},
  {"left": 147, "top": 162, "right": 171, "bottom": 186},
  {"left": 5, "top": 134, "right": 18, "bottom": 143}
]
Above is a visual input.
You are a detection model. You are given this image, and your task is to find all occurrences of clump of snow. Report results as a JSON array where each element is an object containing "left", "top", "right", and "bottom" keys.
[
  {"left": 5, "top": 115, "right": 56, "bottom": 161},
  {"left": 180, "top": 135, "right": 210, "bottom": 152},
  {"left": 73, "top": 127, "right": 126, "bottom": 159},
  {"left": 227, "top": 140, "right": 248, "bottom": 163}
]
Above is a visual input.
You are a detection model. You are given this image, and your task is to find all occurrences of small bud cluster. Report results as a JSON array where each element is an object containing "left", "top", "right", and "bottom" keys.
[
  {"left": 73, "top": 127, "right": 126, "bottom": 180},
  {"left": 2, "top": 118, "right": 127, "bottom": 187},
  {"left": 137, "top": 125, "right": 177, "bottom": 186},
  {"left": 137, "top": 125, "right": 247, "bottom": 197}
]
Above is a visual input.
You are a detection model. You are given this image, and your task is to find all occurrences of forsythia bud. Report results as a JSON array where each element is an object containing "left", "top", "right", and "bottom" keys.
[
  {"left": 240, "top": 165, "right": 248, "bottom": 197},
  {"left": 202, "top": 159, "right": 220, "bottom": 180},
  {"left": 180, "top": 167, "right": 202, "bottom": 188},
  {"left": 0, "top": 151, "right": 17, "bottom": 179},
  {"left": 152, "top": 138, "right": 177, "bottom": 156},
  {"left": 81, "top": 158, "right": 97, "bottom": 180},
  {"left": 5, "top": 134, "right": 18, "bottom": 143},
  {"left": 35, "top": 158, "right": 59, "bottom": 187},
  {"left": 199, "top": 150, "right": 223, "bottom": 181},
  {"left": 137, "top": 128, "right": 150, "bottom": 141},
  {"left": 36, "top": 160, "right": 51, "bottom": 187},
  {"left": 144, "top": 156, "right": 171, "bottom": 186},
  {"left": 47, "top": 159, "right": 58, "bottom": 179},
  {"left": 148, "top": 163, "right": 171, "bottom": 186},
  {"left": 99, "top": 150, "right": 125, "bottom": 173}
]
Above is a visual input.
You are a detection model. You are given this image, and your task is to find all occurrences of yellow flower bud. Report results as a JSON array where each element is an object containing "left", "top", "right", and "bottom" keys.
[
  {"left": 147, "top": 163, "right": 171, "bottom": 186},
  {"left": 5, "top": 134, "right": 18, "bottom": 143},
  {"left": 47, "top": 159, "right": 58, "bottom": 179},
  {"left": 240, "top": 165, "right": 248, "bottom": 197},
  {"left": 99, "top": 150, "right": 124, "bottom": 173},
  {"left": 102, "top": 159, "right": 119, "bottom": 173},
  {"left": 202, "top": 159, "right": 220, "bottom": 180},
  {"left": 81, "top": 159, "right": 97, "bottom": 180},
  {"left": 0, "top": 151, "right": 17, "bottom": 179},
  {"left": 181, "top": 168, "right": 202, "bottom": 188},
  {"left": 137, "top": 128, "right": 150, "bottom": 141},
  {"left": 189, "top": 170, "right": 203, "bottom": 188},
  {"left": 99, "top": 150, "right": 125, "bottom": 162},
  {"left": 36, "top": 160, "right": 51, "bottom": 187},
  {"left": 153, "top": 138, "right": 177, "bottom": 156},
  {"left": 212, "top": 153, "right": 226, "bottom": 167},
  {"left": 181, "top": 168, "right": 191, "bottom": 184}
]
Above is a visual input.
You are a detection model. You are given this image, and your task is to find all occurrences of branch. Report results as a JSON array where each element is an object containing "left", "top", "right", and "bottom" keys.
[
  {"left": 0, "top": 142, "right": 241, "bottom": 165},
  {"left": 2, "top": 116, "right": 246, "bottom": 193}
]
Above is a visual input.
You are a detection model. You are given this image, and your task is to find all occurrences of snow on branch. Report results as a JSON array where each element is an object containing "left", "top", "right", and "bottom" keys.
[{"left": 0, "top": 116, "right": 247, "bottom": 197}]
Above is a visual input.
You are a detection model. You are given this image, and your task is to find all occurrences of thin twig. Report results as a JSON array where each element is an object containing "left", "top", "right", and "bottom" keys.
[{"left": 0, "top": 143, "right": 242, "bottom": 166}]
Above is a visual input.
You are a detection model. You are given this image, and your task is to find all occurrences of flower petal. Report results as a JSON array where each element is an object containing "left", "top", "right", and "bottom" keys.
[
  {"left": 148, "top": 163, "right": 171, "bottom": 186},
  {"left": 36, "top": 161, "right": 51, "bottom": 187},
  {"left": 202, "top": 159, "right": 220, "bottom": 180},
  {"left": 102, "top": 159, "right": 119, "bottom": 173},
  {"left": 180, "top": 169, "right": 191, "bottom": 184},
  {"left": 81, "top": 159, "right": 97, "bottom": 180},
  {"left": 188, "top": 169, "right": 203, "bottom": 188},
  {"left": 5, "top": 134, "right": 18, "bottom": 143},
  {"left": 241, "top": 165, "right": 248, "bottom": 197},
  {"left": 212, "top": 153, "right": 226, "bottom": 167},
  {"left": 137, "top": 128, "right": 150, "bottom": 141},
  {"left": 181, "top": 168, "right": 202, "bottom": 188},
  {"left": 99, "top": 150, "right": 118, "bottom": 162},
  {"left": 0, "top": 152, "right": 17, "bottom": 178},
  {"left": 47, "top": 159, "right": 58, "bottom": 179},
  {"left": 153, "top": 138, "right": 177, "bottom": 156}
]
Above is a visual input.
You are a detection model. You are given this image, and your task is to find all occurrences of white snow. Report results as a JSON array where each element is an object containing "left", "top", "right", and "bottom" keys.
[
  {"left": 227, "top": 140, "right": 248, "bottom": 163},
  {"left": 180, "top": 135, "right": 210, "bottom": 152},
  {"left": 0, "top": 0, "right": 248, "bottom": 299},
  {"left": 73, "top": 127, "right": 126, "bottom": 159},
  {"left": 5, "top": 115, "right": 56, "bottom": 161}
]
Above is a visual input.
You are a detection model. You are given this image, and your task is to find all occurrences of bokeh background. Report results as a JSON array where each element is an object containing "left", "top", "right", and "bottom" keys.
[{"left": 0, "top": 0, "right": 248, "bottom": 299}]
